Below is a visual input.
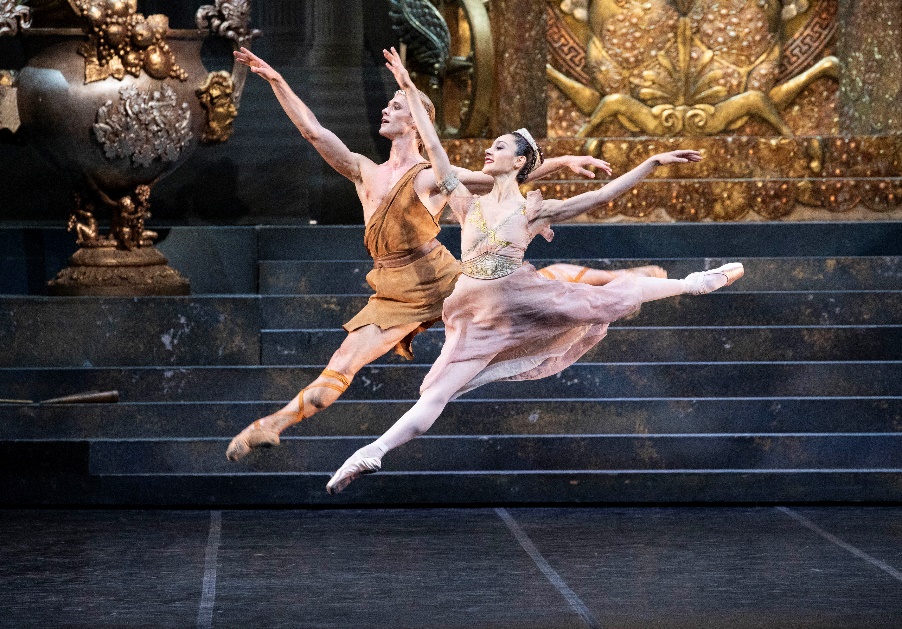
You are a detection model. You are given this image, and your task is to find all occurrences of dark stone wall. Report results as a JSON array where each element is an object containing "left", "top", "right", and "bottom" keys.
[{"left": 0, "top": 0, "right": 399, "bottom": 226}]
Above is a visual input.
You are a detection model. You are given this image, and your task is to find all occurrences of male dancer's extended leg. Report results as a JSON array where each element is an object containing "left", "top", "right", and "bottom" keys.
[
  {"left": 538, "top": 263, "right": 667, "bottom": 285},
  {"left": 325, "top": 357, "right": 490, "bottom": 494},
  {"left": 226, "top": 321, "right": 424, "bottom": 461}
]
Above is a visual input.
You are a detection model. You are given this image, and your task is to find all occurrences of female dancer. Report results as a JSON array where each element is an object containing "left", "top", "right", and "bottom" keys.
[{"left": 324, "top": 50, "right": 743, "bottom": 494}]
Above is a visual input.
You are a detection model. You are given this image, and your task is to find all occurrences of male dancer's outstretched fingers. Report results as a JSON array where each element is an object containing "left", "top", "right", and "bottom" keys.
[
  {"left": 233, "top": 47, "right": 279, "bottom": 81},
  {"left": 383, "top": 47, "right": 414, "bottom": 88}
]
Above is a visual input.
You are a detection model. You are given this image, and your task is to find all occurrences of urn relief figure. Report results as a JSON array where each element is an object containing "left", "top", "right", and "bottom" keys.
[{"left": 0, "top": 0, "right": 259, "bottom": 295}]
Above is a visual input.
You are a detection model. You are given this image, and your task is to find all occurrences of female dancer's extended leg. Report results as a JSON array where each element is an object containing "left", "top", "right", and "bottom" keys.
[
  {"left": 324, "top": 262, "right": 743, "bottom": 492},
  {"left": 538, "top": 263, "right": 667, "bottom": 285},
  {"left": 326, "top": 357, "right": 490, "bottom": 494},
  {"left": 226, "top": 321, "right": 423, "bottom": 461}
]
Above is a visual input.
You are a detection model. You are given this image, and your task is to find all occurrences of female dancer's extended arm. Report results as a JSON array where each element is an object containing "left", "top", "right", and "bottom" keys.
[
  {"left": 234, "top": 47, "right": 367, "bottom": 183},
  {"left": 535, "top": 150, "right": 702, "bottom": 223},
  {"left": 453, "top": 154, "right": 612, "bottom": 195},
  {"left": 383, "top": 47, "right": 459, "bottom": 194}
]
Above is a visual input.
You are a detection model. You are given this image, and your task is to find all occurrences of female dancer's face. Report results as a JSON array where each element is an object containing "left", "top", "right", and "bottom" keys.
[
  {"left": 379, "top": 95, "right": 415, "bottom": 140},
  {"left": 482, "top": 134, "right": 527, "bottom": 178}
]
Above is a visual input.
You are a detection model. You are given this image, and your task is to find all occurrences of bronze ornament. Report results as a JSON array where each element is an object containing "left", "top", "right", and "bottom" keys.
[
  {"left": 70, "top": 0, "right": 188, "bottom": 83},
  {"left": 1, "top": 1, "right": 259, "bottom": 295},
  {"left": 196, "top": 70, "right": 237, "bottom": 143},
  {"left": 390, "top": 0, "right": 494, "bottom": 138}
]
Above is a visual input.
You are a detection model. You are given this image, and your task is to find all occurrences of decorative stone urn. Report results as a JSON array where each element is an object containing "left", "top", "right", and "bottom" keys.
[{"left": 0, "top": 0, "right": 258, "bottom": 295}]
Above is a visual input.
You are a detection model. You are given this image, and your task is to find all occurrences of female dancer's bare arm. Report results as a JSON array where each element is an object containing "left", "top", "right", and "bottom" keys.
[
  {"left": 453, "top": 155, "right": 613, "bottom": 195},
  {"left": 234, "top": 47, "right": 368, "bottom": 183},
  {"left": 535, "top": 150, "right": 702, "bottom": 223},
  {"left": 383, "top": 47, "right": 460, "bottom": 196}
]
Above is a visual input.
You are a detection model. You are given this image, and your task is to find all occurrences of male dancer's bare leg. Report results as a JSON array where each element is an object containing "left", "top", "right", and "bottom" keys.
[
  {"left": 226, "top": 321, "right": 423, "bottom": 460},
  {"left": 538, "top": 263, "right": 667, "bottom": 285}
]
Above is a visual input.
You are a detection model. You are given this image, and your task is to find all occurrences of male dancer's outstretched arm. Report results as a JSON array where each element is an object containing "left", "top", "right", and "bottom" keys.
[{"left": 237, "top": 47, "right": 367, "bottom": 184}]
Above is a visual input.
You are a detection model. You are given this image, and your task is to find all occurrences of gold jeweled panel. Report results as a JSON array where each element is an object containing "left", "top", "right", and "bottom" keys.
[{"left": 443, "top": 0, "right": 902, "bottom": 222}]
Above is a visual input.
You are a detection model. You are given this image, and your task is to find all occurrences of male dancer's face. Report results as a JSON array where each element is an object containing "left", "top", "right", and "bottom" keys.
[{"left": 379, "top": 95, "right": 417, "bottom": 141}]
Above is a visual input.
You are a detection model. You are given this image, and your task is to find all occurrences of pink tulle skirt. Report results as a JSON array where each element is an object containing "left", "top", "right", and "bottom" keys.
[{"left": 419, "top": 263, "right": 643, "bottom": 398}]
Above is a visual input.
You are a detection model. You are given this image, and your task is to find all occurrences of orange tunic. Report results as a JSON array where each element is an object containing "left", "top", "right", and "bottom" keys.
[{"left": 343, "top": 162, "right": 461, "bottom": 359}]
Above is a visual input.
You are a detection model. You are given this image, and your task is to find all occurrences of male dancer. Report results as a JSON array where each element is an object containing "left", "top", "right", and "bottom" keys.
[{"left": 226, "top": 48, "right": 648, "bottom": 460}]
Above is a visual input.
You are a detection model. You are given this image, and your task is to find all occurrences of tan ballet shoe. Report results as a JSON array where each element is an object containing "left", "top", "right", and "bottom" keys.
[
  {"left": 684, "top": 262, "right": 744, "bottom": 295},
  {"left": 326, "top": 452, "right": 382, "bottom": 495},
  {"left": 226, "top": 416, "right": 285, "bottom": 461},
  {"left": 225, "top": 369, "right": 354, "bottom": 462}
]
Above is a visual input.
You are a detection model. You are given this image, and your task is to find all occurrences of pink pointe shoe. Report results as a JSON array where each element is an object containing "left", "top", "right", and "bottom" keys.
[
  {"left": 326, "top": 451, "right": 382, "bottom": 495},
  {"left": 683, "top": 263, "right": 744, "bottom": 295}
]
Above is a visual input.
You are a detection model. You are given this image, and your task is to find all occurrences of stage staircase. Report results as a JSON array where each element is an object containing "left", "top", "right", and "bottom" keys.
[{"left": 1, "top": 222, "right": 901, "bottom": 505}]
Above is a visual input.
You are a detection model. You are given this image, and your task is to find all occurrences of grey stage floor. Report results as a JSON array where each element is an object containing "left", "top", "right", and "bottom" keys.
[{"left": 1, "top": 507, "right": 900, "bottom": 629}]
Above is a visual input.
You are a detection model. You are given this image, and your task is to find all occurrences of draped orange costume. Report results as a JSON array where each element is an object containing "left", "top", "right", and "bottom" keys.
[{"left": 343, "top": 162, "right": 461, "bottom": 359}]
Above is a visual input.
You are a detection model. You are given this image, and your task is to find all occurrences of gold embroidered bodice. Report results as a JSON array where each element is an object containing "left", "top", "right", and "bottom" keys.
[{"left": 460, "top": 199, "right": 527, "bottom": 280}]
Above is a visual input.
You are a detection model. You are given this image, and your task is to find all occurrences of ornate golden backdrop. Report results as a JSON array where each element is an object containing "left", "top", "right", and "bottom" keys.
[{"left": 438, "top": 0, "right": 902, "bottom": 222}]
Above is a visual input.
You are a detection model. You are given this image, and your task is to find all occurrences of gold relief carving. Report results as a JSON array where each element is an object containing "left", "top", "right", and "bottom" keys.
[
  {"left": 442, "top": 137, "right": 902, "bottom": 221},
  {"left": 546, "top": 0, "right": 840, "bottom": 137},
  {"left": 72, "top": 0, "right": 188, "bottom": 83},
  {"left": 546, "top": 4, "right": 591, "bottom": 85},
  {"left": 777, "top": 0, "right": 836, "bottom": 81},
  {"left": 196, "top": 71, "right": 237, "bottom": 143}
]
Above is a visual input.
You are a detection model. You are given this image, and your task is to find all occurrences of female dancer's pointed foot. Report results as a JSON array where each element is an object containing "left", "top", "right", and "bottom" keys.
[
  {"left": 326, "top": 450, "right": 382, "bottom": 495},
  {"left": 683, "top": 262, "right": 744, "bottom": 295},
  {"left": 225, "top": 415, "right": 290, "bottom": 461}
]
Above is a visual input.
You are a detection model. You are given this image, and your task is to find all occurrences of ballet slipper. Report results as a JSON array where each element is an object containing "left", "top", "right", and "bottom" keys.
[
  {"left": 683, "top": 262, "right": 744, "bottom": 295},
  {"left": 226, "top": 370, "right": 353, "bottom": 462},
  {"left": 225, "top": 411, "right": 296, "bottom": 461},
  {"left": 326, "top": 451, "right": 382, "bottom": 495}
]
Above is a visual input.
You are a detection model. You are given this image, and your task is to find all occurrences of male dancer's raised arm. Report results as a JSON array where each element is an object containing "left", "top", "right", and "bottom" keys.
[{"left": 235, "top": 47, "right": 368, "bottom": 183}]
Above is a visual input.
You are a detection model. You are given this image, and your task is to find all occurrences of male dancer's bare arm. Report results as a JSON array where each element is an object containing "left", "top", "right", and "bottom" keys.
[
  {"left": 535, "top": 150, "right": 702, "bottom": 223},
  {"left": 234, "top": 47, "right": 367, "bottom": 183}
]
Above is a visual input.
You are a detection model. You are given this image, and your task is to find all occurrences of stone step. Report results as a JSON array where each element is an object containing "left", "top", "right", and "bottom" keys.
[
  {"left": 261, "top": 291, "right": 902, "bottom": 329},
  {"left": 0, "top": 296, "right": 262, "bottom": 368},
  {"left": 258, "top": 257, "right": 902, "bottom": 295},
  {"left": 2, "top": 362, "right": 900, "bottom": 402},
  {"left": 262, "top": 326, "right": 902, "bottom": 365},
  {"left": 4, "top": 398, "right": 901, "bottom": 440},
  {"left": 254, "top": 223, "right": 902, "bottom": 260},
  {"left": 5, "top": 292, "right": 899, "bottom": 367},
  {"left": 2, "top": 468, "right": 899, "bottom": 505},
  {"left": 86, "top": 434, "right": 902, "bottom": 475}
]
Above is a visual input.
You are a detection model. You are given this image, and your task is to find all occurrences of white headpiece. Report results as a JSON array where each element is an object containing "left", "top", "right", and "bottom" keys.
[{"left": 512, "top": 128, "right": 542, "bottom": 165}]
